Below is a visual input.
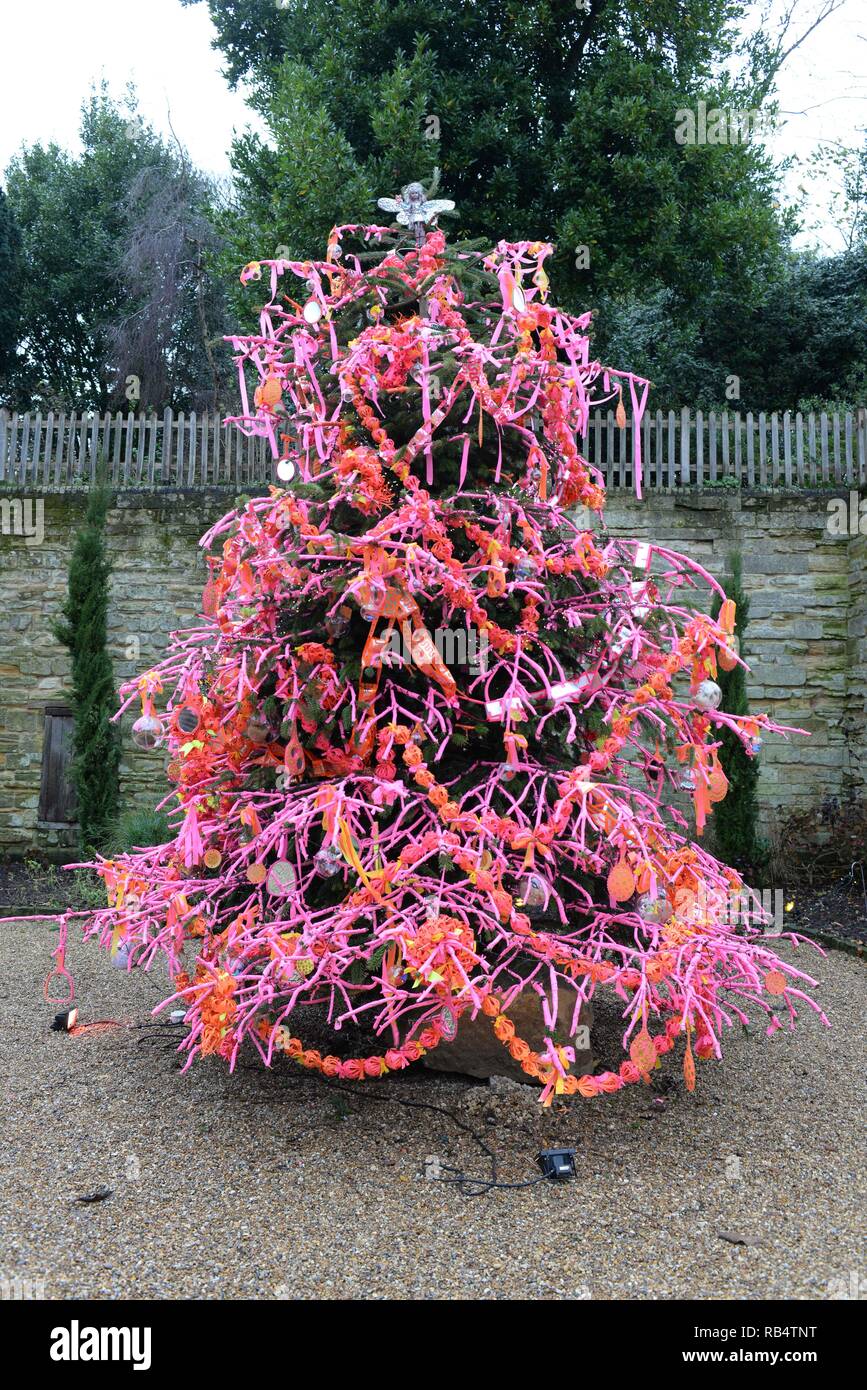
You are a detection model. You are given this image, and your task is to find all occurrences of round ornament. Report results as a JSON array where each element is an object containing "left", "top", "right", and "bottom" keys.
[
  {"left": 637, "top": 893, "right": 667, "bottom": 923},
  {"left": 695, "top": 679, "right": 722, "bottom": 711},
  {"left": 176, "top": 706, "right": 200, "bottom": 736},
  {"left": 132, "top": 713, "right": 165, "bottom": 750},
  {"left": 314, "top": 844, "right": 344, "bottom": 878},
  {"left": 516, "top": 871, "right": 550, "bottom": 918},
  {"left": 607, "top": 856, "right": 635, "bottom": 902},
  {"left": 259, "top": 375, "right": 283, "bottom": 407}
]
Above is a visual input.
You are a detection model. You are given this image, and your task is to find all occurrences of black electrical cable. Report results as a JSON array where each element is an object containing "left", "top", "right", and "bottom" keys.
[{"left": 300, "top": 1071, "right": 563, "bottom": 1199}]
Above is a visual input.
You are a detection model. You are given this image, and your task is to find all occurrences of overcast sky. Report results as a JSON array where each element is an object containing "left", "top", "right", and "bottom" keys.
[{"left": 0, "top": 0, "right": 864, "bottom": 252}]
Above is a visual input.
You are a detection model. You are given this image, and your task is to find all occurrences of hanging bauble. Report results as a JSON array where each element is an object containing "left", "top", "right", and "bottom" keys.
[
  {"left": 513, "top": 552, "right": 535, "bottom": 582},
  {"left": 267, "top": 860, "right": 297, "bottom": 896},
  {"left": 439, "top": 1005, "right": 458, "bottom": 1042},
  {"left": 718, "top": 634, "right": 740, "bottom": 671},
  {"left": 244, "top": 714, "right": 270, "bottom": 744},
  {"left": 176, "top": 706, "right": 200, "bottom": 736},
  {"left": 516, "top": 871, "right": 550, "bottom": 918},
  {"left": 607, "top": 855, "right": 635, "bottom": 902},
  {"left": 680, "top": 767, "right": 696, "bottom": 790},
  {"left": 326, "top": 607, "right": 351, "bottom": 639},
  {"left": 259, "top": 374, "right": 283, "bottom": 407},
  {"left": 112, "top": 942, "right": 131, "bottom": 970},
  {"left": 708, "top": 764, "right": 729, "bottom": 802},
  {"left": 358, "top": 578, "right": 387, "bottom": 621},
  {"left": 132, "top": 713, "right": 165, "bottom": 750},
  {"left": 695, "top": 679, "right": 722, "bottom": 711},
  {"left": 637, "top": 893, "right": 667, "bottom": 923},
  {"left": 749, "top": 736, "right": 763, "bottom": 756},
  {"left": 276, "top": 458, "right": 296, "bottom": 482},
  {"left": 303, "top": 300, "right": 322, "bottom": 325},
  {"left": 314, "top": 844, "right": 344, "bottom": 878}
]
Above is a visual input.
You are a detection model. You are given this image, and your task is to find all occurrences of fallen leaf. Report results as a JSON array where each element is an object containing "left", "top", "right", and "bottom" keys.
[{"left": 716, "top": 1230, "right": 761, "bottom": 1247}]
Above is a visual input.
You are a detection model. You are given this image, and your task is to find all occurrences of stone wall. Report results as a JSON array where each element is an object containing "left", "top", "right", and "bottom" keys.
[
  {"left": 0, "top": 486, "right": 864, "bottom": 857},
  {"left": 602, "top": 490, "right": 862, "bottom": 815},
  {"left": 0, "top": 491, "right": 223, "bottom": 857}
]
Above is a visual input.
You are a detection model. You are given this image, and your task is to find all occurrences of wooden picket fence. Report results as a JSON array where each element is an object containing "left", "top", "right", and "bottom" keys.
[{"left": 0, "top": 405, "right": 865, "bottom": 491}]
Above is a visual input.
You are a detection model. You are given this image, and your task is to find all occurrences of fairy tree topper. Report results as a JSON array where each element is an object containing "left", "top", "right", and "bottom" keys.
[{"left": 377, "top": 176, "right": 456, "bottom": 247}]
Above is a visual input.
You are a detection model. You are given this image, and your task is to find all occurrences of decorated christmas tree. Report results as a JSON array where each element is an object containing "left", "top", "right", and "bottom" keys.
[{"left": 73, "top": 181, "right": 825, "bottom": 1103}]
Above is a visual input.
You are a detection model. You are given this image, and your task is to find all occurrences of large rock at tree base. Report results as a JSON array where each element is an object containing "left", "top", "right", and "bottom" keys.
[{"left": 423, "top": 989, "right": 595, "bottom": 1084}]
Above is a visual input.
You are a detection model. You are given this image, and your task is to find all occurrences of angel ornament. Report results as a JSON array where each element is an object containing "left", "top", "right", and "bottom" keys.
[{"left": 377, "top": 180, "right": 456, "bottom": 247}]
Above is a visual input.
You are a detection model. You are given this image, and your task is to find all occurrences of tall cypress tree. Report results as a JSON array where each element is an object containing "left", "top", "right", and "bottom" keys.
[
  {"left": 0, "top": 185, "right": 23, "bottom": 385},
  {"left": 54, "top": 484, "right": 120, "bottom": 849},
  {"left": 710, "top": 553, "right": 765, "bottom": 876}
]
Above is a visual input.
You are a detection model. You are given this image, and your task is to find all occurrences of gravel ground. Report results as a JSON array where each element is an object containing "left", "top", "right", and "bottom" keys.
[{"left": 0, "top": 920, "right": 864, "bottom": 1301}]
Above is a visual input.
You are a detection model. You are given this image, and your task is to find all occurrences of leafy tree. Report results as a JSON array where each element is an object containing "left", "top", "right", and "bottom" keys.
[
  {"left": 710, "top": 553, "right": 765, "bottom": 876},
  {"left": 190, "top": 0, "right": 793, "bottom": 323},
  {"left": 0, "top": 185, "right": 22, "bottom": 382},
  {"left": 54, "top": 483, "right": 121, "bottom": 851},
  {"left": 700, "top": 245, "right": 867, "bottom": 410},
  {"left": 4, "top": 87, "right": 229, "bottom": 411}
]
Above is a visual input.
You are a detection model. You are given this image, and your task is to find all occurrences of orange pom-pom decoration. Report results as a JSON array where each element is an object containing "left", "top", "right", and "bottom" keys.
[
  {"left": 607, "top": 855, "right": 635, "bottom": 902},
  {"left": 259, "top": 375, "right": 283, "bottom": 407}
]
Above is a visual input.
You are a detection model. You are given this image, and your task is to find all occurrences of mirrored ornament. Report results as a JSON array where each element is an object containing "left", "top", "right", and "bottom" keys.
[
  {"left": 132, "top": 713, "right": 165, "bottom": 750},
  {"left": 680, "top": 767, "right": 696, "bottom": 790},
  {"left": 695, "top": 679, "right": 722, "bottom": 711},
  {"left": 111, "top": 942, "right": 132, "bottom": 970},
  {"left": 176, "top": 705, "right": 200, "bottom": 736},
  {"left": 358, "top": 578, "right": 387, "bottom": 621},
  {"left": 326, "top": 608, "right": 350, "bottom": 639},
  {"left": 314, "top": 844, "right": 344, "bottom": 878},
  {"left": 749, "top": 735, "right": 763, "bottom": 756},
  {"left": 637, "top": 893, "right": 667, "bottom": 923},
  {"left": 439, "top": 1005, "right": 458, "bottom": 1042},
  {"left": 513, "top": 552, "right": 535, "bottom": 581},
  {"left": 516, "top": 872, "right": 550, "bottom": 918}
]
